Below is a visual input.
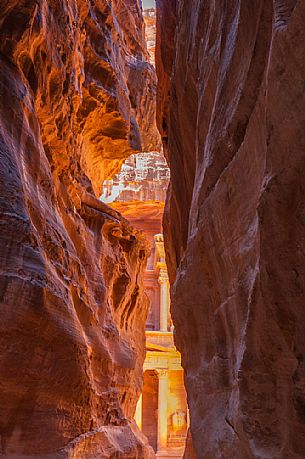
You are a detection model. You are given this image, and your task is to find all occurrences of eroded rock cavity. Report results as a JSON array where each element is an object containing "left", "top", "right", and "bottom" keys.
[
  {"left": 0, "top": 0, "right": 159, "bottom": 457},
  {"left": 156, "top": 0, "right": 305, "bottom": 458}
]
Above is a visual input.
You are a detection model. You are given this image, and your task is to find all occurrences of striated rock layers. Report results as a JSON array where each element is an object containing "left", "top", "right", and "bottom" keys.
[
  {"left": 0, "top": 0, "right": 159, "bottom": 457},
  {"left": 157, "top": 0, "right": 305, "bottom": 458}
]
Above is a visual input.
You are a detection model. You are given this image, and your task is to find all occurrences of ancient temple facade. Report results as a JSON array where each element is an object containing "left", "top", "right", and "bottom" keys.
[
  {"left": 135, "top": 233, "right": 188, "bottom": 458},
  {"left": 102, "top": 148, "right": 188, "bottom": 457}
]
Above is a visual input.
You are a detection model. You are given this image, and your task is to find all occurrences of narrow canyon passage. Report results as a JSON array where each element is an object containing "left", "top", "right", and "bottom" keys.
[
  {"left": 1, "top": 0, "right": 305, "bottom": 458},
  {"left": 101, "top": 149, "right": 188, "bottom": 458},
  {"left": 0, "top": 0, "right": 188, "bottom": 457},
  {"left": 100, "top": 5, "right": 189, "bottom": 456}
]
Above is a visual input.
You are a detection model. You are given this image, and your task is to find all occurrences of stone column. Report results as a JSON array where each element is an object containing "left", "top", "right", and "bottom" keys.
[
  {"left": 157, "top": 369, "right": 168, "bottom": 453},
  {"left": 134, "top": 394, "right": 142, "bottom": 430},
  {"left": 159, "top": 268, "right": 169, "bottom": 332}
]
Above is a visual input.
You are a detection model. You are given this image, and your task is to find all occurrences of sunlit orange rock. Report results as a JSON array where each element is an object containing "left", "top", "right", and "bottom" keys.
[
  {"left": 0, "top": 0, "right": 159, "bottom": 457},
  {"left": 157, "top": 0, "right": 305, "bottom": 458},
  {"left": 111, "top": 201, "right": 164, "bottom": 237}
]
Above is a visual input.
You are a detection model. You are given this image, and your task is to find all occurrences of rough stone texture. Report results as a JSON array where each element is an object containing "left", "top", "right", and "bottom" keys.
[
  {"left": 157, "top": 0, "right": 305, "bottom": 458},
  {"left": 155, "top": 0, "right": 176, "bottom": 162},
  {"left": 0, "top": 0, "right": 158, "bottom": 457},
  {"left": 111, "top": 202, "right": 164, "bottom": 238},
  {"left": 182, "top": 430, "right": 196, "bottom": 459}
]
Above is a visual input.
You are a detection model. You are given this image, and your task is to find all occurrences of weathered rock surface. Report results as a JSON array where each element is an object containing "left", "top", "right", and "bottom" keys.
[
  {"left": 157, "top": 0, "right": 305, "bottom": 457},
  {"left": 182, "top": 430, "right": 196, "bottom": 459},
  {"left": 0, "top": 0, "right": 158, "bottom": 457},
  {"left": 111, "top": 202, "right": 164, "bottom": 238}
]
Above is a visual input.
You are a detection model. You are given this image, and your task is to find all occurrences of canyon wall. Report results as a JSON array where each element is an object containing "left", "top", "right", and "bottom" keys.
[
  {"left": 156, "top": 1, "right": 305, "bottom": 458},
  {"left": 0, "top": 0, "right": 159, "bottom": 457}
]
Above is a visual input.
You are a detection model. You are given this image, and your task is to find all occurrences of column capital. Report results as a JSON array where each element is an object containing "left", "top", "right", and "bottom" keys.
[
  {"left": 157, "top": 369, "right": 168, "bottom": 378},
  {"left": 158, "top": 267, "right": 169, "bottom": 284}
]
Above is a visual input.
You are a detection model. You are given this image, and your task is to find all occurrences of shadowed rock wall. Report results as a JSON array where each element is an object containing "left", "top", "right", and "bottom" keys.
[
  {"left": 0, "top": 0, "right": 159, "bottom": 457},
  {"left": 156, "top": 0, "right": 305, "bottom": 457}
]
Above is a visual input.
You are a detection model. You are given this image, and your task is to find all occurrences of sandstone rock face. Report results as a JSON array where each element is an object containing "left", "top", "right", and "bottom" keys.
[
  {"left": 0, "top": 0, "right": 158, "bottom": 457},
  {"left": 182, "top": 430, "right": 196, "bottom": 459},
  {"left": 111, "top": 202, "right": 164, "bottom": 239},
  {"left": 156, "top": 1, "right": 305, "bottom": 457}
]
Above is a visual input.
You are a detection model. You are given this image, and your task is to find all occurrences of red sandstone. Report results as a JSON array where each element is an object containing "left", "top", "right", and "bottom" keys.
[
  {"left": 0, "top": 0, "right": 159, "bottom": 457},
  {"left": 157, "top": 0, "right": 305, "bottom": 457}
]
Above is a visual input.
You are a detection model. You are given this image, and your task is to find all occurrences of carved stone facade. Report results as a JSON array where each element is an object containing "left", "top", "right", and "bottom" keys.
[
  {"left": 135, "top": 234, "right": 188, "bottom": 458},
  {"left": 101, "top": 151, "right": 170, "bottom": 204}
]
